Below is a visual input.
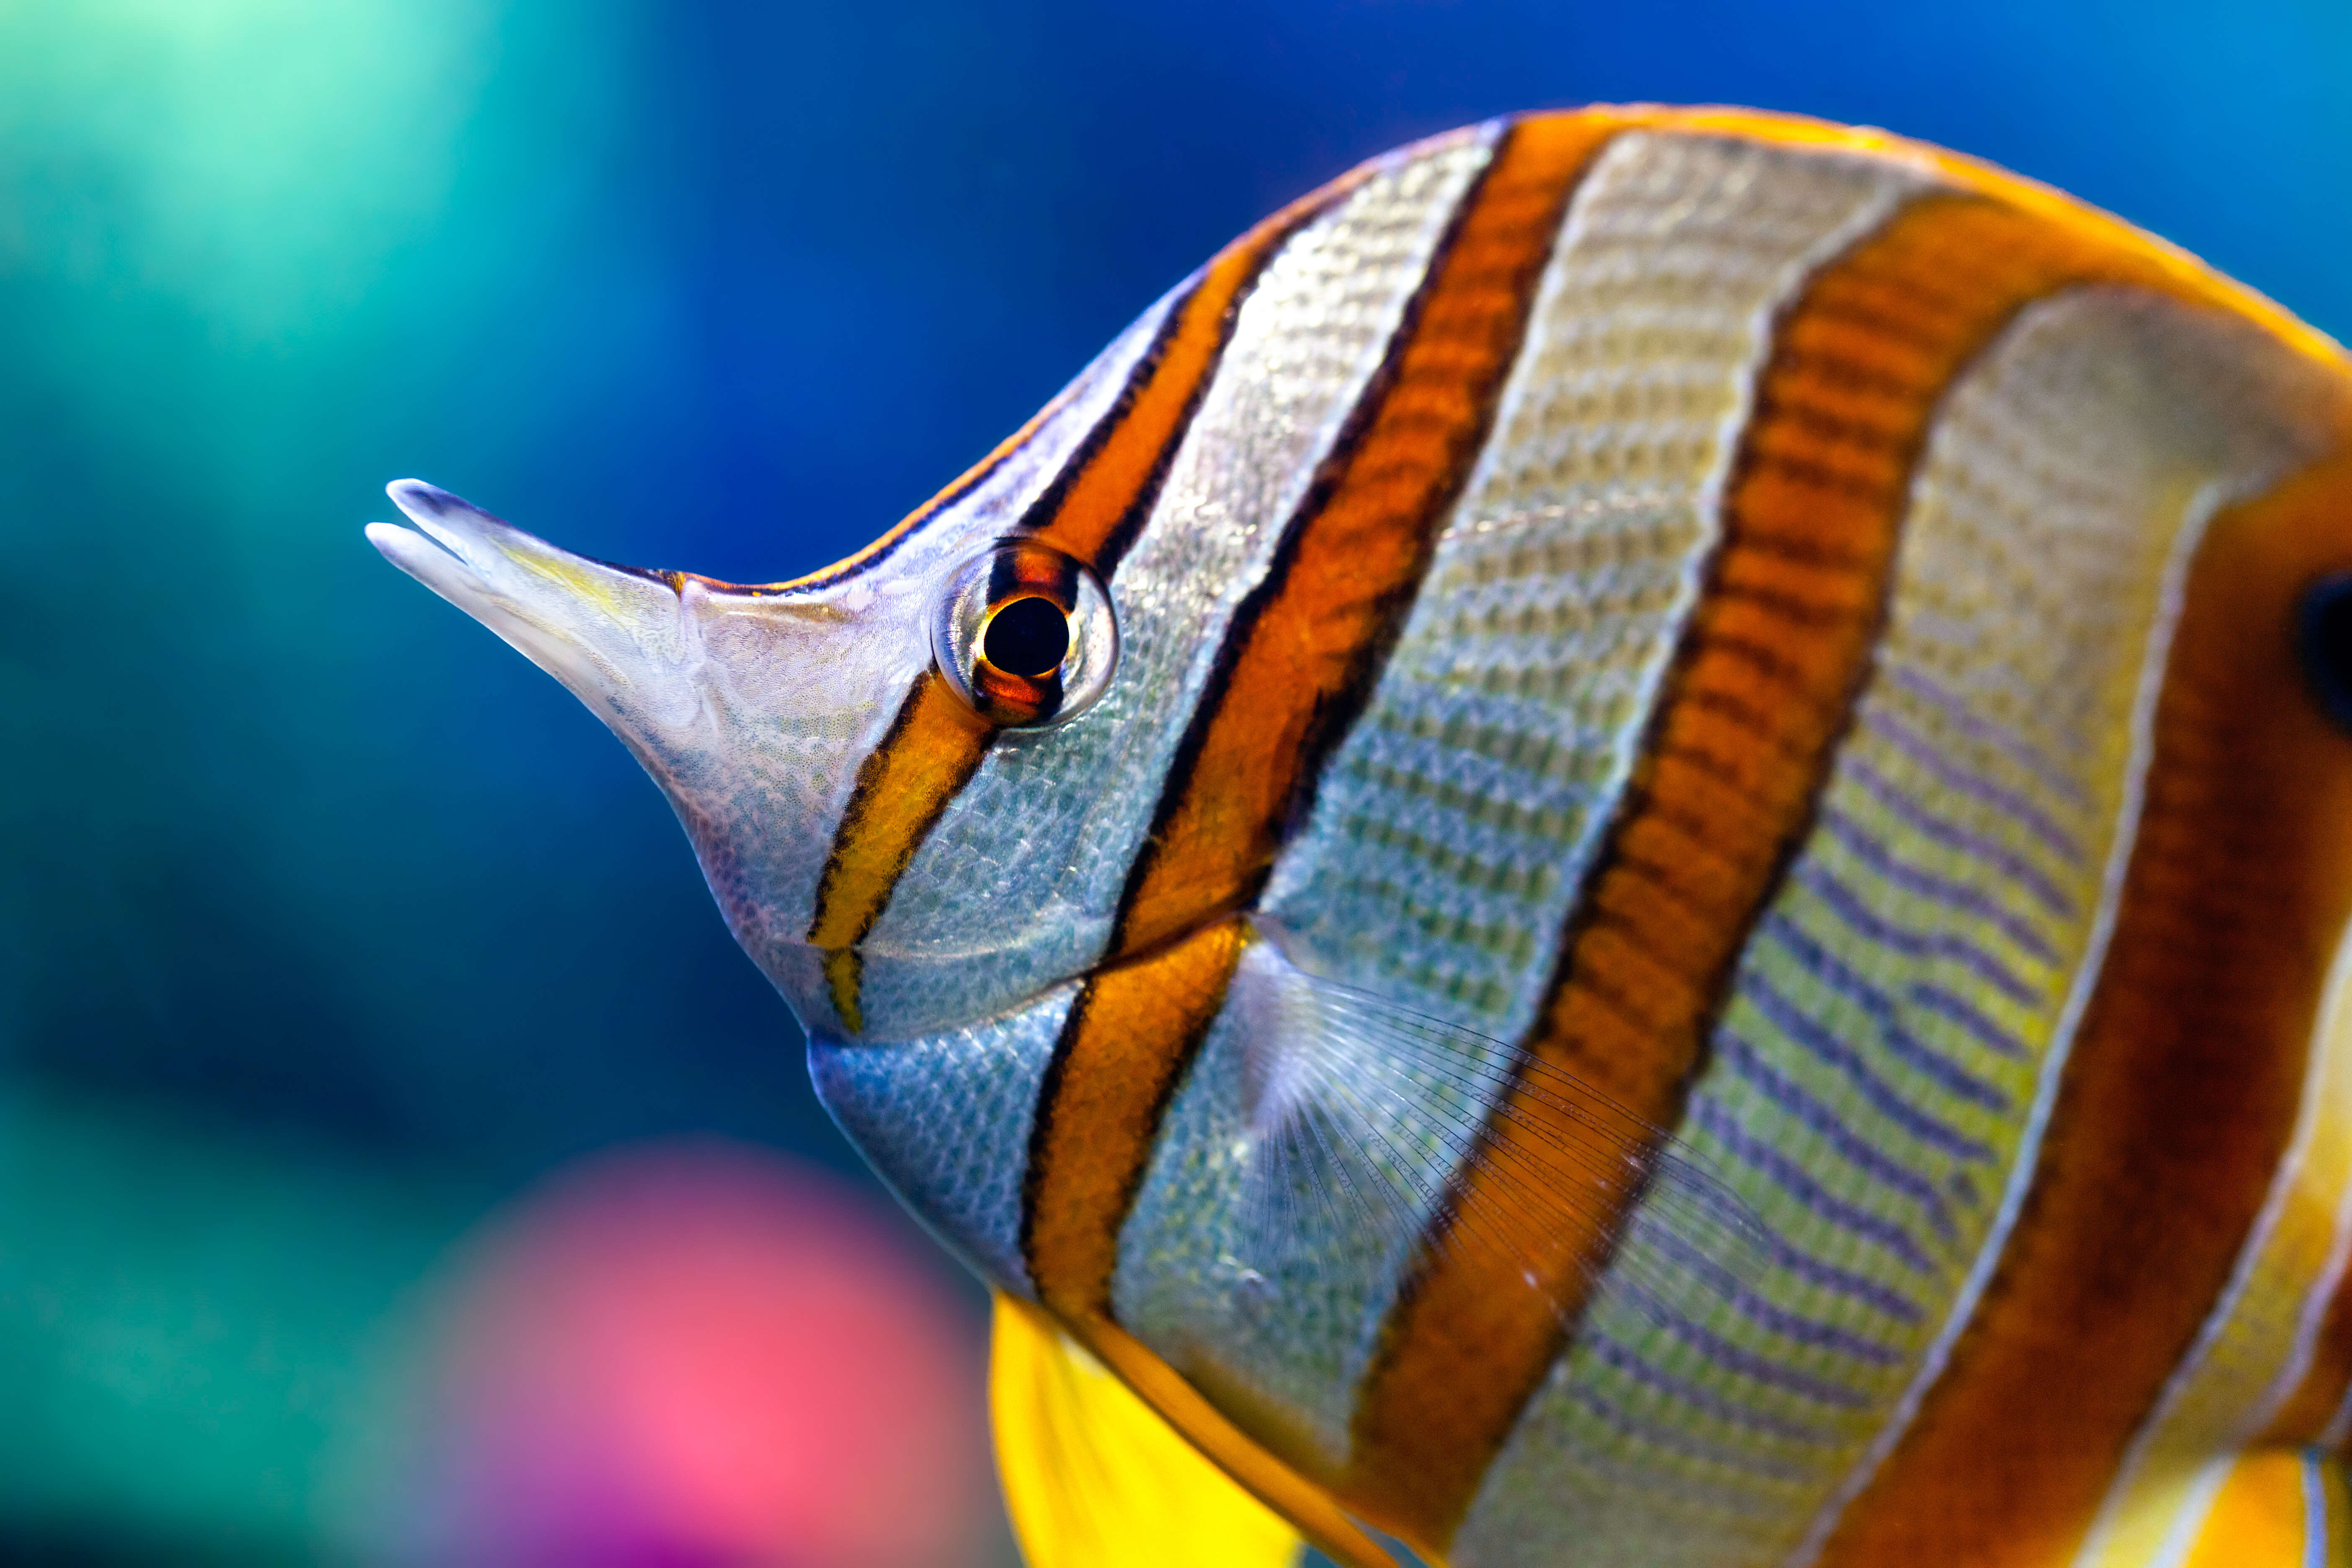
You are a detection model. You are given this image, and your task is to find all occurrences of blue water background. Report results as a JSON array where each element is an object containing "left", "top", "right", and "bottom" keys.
[{"left": 0, "top": 0, "right": 2346, "bottom": 1557}]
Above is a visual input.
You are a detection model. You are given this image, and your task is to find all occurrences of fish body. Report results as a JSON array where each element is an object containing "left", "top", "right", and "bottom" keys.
[{"left": 370, "top": 106, "right": 2352, "bottom": 1568}]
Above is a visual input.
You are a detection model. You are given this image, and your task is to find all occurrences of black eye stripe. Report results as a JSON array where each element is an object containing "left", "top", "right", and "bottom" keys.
[
  {"left": 2296, "top": 573, "right": 2352, "bottom": 731},
  {"left": 986, "top": 538, "right": 1082, "bottom": 603}
]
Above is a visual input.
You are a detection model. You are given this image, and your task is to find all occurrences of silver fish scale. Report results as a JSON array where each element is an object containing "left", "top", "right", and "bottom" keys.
[
  {"left": 1457, "top": 288, "right": 2344, "bottom": 1568},
  {"left": 367, "top": 104, "right": 2352, "bottom": 1568},
  {"left": 1120, "top": 129, "right": 1932, "bottom": 1473},
  {"left": 1261, "top": 129, "right": 1927, "bottom": 1044},
  {"left": 854, "top": 129, "right": 1497, "bottom": 1042},
  {"left": 807, "top": 984, "right": 1076, "bottom": 1297}
]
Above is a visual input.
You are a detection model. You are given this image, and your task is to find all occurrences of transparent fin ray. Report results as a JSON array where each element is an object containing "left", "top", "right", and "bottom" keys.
[{"left": 1232, "top": 931, "right": 1768, "bottom": 1338}]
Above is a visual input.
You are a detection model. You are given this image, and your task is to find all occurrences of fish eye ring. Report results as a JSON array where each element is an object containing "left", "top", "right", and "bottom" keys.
[{"left": 930, "top": 539, "right": 1117, "bottom": 727}]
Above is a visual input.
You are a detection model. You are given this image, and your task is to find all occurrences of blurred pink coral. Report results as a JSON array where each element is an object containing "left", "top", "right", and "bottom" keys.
[{"left": 382, "top": 1140, "right": 993, "bottom": 1568}]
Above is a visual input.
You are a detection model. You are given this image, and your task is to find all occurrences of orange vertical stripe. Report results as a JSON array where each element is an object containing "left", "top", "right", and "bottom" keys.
[
  {"left": 1816, "top": 454, "right": 2352, "bottom": 1566},
  {"left": 1022, "top": 917, "right": 1251, "bottom": 1319},
  {"left": 802, "top": 178, "right": 1344, "bottom": 1027},
  {"left": 1022, "top": 174, "right": 1365, "bottom": 570},
  {"left": 1016, "top": 104, "right": 1617, "bottom": 1405},
  {"left": 805, "top": 671, "right": 995, "bottom": 1030},
  {"left": 1110, "top": 111, "right": 1625, "bottom": 964},
  {"left": 1344, "top": 194, "right": 2213, "bottom": 1553}
]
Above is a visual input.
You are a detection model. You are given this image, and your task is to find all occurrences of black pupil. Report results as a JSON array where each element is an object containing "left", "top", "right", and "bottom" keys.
[
  {"left": 983, "top": 596, "right": 1070, "bottom": 677},
  {"left": 2300, "top": 573, "right": 2352, "bottom": 730}
]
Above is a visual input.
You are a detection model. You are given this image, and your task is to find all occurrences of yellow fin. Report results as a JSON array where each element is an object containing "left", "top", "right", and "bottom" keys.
[
  {"left": 990, "top": 1292, "right": 1302, "bottom": 1568},
  {"left": 2176, "top": 1447, "right": 2348, "bottom": 1568},
  {"left": 991, "top": 1292, "right": 1393, "bottom": 1568}
]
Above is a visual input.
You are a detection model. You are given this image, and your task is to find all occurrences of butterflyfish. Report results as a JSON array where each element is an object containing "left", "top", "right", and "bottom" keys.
[{"left": 369, "top": 106, "right": 2352, "bottom": 1567}]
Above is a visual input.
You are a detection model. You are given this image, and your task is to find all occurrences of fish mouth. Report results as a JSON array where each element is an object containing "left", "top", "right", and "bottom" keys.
[
  {"left": 366, "top": 479, "right": 708, "bottom": 730},
  {"left": 364, "top": 478, "right": 496, "bottom": 585},
  {"left": 366, "top": 479, "right": 669, "bottom": 626}
]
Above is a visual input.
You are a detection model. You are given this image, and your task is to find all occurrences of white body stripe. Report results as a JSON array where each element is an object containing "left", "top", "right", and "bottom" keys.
[
  {"left": 2148, "top": 1452, "right": 2245, "bottom": 1568},
  {"left": 375, "top": 111, "right": 2352, "bottom": 1568},
  {"left": 1457, "top": 288, "right": 2340, "bottom": 1568},
  {"left": 697, "top": 287, "right": 1176, "bottom": 1018},
  {"left": 1113, "top": 130, "right": 1931, "bottom": 1478},
  {"left": 808, "top": 982, "right": 1078, "bottom": 1295},
  {"left": 851, "top": 129, "right": 1497, "bottom": 1042},
  {"left": 1110, "top": 938, "right": 1373, "bottom": 1465},
  {"left": 1261, "top": 130, "right": 1926, "bottom": 1042}
]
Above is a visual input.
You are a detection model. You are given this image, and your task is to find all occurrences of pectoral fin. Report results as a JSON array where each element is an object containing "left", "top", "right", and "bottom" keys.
[
  {"left": 1227, "top": 928, "right": 1764, "bottom": 1348},
  {"left": 990, "top": 1292, "right": 1351, "bottom": 1568}
]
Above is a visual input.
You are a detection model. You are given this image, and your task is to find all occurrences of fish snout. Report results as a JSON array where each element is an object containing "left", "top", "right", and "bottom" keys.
[
  {"left": 365, "top": 480, "right": 709, "bottom": 741},
  {"left": 367, "top": 480, "right": 946, "bottom": 1036}
]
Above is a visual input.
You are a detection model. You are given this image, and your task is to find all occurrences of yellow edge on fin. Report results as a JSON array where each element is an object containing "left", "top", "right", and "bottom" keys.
[
  {"left": 1624, "top": 102, "right": 2352, "bottom": 389},
  {"left": 990, "top": 1292, "right": 1405, "bottom": 1568}
]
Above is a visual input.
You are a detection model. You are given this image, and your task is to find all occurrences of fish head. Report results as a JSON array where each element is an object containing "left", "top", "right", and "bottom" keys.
[{"left": 368, "top": 475, "right": 1124, "bottom": 1042}]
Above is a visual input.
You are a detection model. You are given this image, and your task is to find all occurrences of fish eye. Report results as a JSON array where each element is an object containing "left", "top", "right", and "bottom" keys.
[
  {"left": 931, "top": 539, "right": 1117, "bottom": 727},
  {"left": 983, "top": 596, "right": 1070, "bottom": 677},
  {"left": 2298, "top": 573, "right": 2352, "bottom": 731}
]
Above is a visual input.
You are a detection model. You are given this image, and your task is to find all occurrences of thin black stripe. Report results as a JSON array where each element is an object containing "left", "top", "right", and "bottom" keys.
[
  {"left": 1008, "top": 279, "right": 1204, "bottom": 564},
  {"left": 805, "top": 150, "right": 1448, "bottom": 1036},
  {"left": 1013, "top": 196, "right": 1346, "bottom": 578},
  {"left": 1015, "top": 121, "right": 1540, "bottom": 1293},
  {"left": 1017, "top": 984, "right": 1092, "bottom": 1275},
  {"left": 1106, "top": 126, "right": 1531, "bottom": 950}
]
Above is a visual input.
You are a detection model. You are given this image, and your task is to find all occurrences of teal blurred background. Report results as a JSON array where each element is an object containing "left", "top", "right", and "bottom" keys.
[{"left": 0, "top": 1, "right": 2346, "bottom": 1562}]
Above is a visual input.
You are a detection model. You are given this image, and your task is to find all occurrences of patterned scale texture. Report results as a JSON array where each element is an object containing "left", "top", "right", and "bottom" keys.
[
  {"left": 1111, "top": 944, "right": 1374, "bottom": 1464},
  {"left": 1458, "top": 289, "right": 2344, "bottom": 1568},
  {"left": 807, "top": 984, "right": 1076, "bottom": 1295},
  {"left": 686, "top": 290, "right": 1171, "bottom": 1021},
  {"left": 1111, "top": 132, "right": 1926, "bottom": 1473},
  {"left": 860, "top": 132, "right": 1493, "bottom": 1039},
  {"left": 1261, "top": 131, "right": 1921, "bottom": 1040}
]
